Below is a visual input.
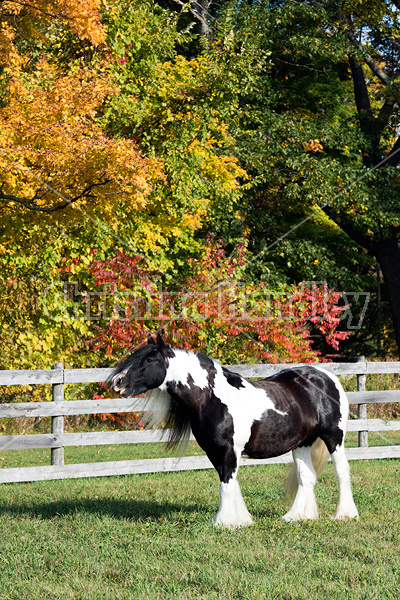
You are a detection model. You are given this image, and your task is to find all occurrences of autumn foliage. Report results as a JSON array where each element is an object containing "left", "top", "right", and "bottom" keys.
[
  {"left": 88, "top": 239, "right": 349, "bottom": 365},
  {"left": 2, "top": 0, "right": 378, "bottom": 376},
  {"left": 0, "top": 1, "right": 162, "bottom": 217}
]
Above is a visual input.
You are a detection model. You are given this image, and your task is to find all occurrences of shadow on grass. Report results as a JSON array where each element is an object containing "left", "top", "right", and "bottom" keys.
[{"left": 0, "top": 496, "right": 206, "bottom": 522}]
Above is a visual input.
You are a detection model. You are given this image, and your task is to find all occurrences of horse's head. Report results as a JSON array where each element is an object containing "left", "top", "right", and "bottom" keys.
[{"left": 110, "top": 333, "right": 175, "bottom": 397}]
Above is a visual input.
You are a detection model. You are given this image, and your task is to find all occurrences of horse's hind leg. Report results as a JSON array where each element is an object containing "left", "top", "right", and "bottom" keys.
[
  {"left": 282, "top": 446, "right": 318, "bottom": 521},
  {"left": 330, "top": 443, "right": 359, "bottom": 520}
]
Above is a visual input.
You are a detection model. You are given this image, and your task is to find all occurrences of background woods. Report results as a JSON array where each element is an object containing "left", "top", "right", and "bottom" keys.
[{"left": 1, "top": 0, "right": 400, "bottom": 371}]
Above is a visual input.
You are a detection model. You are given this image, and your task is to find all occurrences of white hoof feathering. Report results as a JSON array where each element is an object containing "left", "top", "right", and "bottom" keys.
[
  {"left": 333, "top": 505, "right": 360, "bottom": 521},
  {"left": 283, "top": 447, "right": 319, "bottom": 521},
  {"left": 213, "top": 480, "right": 253, "bottom": 528},
  {"left": 282, "top": 503, "right": 319, "bottom": 522},
  {"left": 330, "top": 445, "right": 359, "bottom": 521}
]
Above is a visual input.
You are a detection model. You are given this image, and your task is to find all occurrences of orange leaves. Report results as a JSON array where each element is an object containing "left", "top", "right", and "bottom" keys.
[
  {"left": 57, "top": 0, "right": 107, "bottom": 45},
  {"left": 0, "top": 60, "right": 163, "bottom": 216},
  {"left": 306, "top": 139, "right": 324, "bottom": 153},
  {"left": 0, "top": 1, "right": 163, "bottom": 221},
  {"left": 1, "top": 1, "right": 107, "bottom": 47}
]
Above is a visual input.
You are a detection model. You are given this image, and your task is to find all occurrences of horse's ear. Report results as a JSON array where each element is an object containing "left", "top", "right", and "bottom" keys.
[
  {"left": 156, "top": 332, "right": 174, "bottom": 358},
  {"left": 147, "top": 333, "right": 156, "bottom": 345}
]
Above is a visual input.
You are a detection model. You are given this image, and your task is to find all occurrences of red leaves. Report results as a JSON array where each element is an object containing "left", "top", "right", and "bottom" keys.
[
  {"left": 92, "top": 395, "right": 144, "bottom": 429},
  {"left": 87, "top": 242, "right": 349, "bottom": 364}
]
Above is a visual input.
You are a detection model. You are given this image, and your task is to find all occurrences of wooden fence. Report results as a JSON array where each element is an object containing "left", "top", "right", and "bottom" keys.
[{"left": 0, "top": 360, "right": 399, "bottom": 484}]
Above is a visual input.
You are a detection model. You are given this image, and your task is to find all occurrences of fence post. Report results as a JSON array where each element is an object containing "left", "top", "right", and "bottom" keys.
[
  {"left": 357, "top": 356, "right": 368, "bottom": 448},
  {"left": 51, "top": 362, "right": 64, "bottom": 466}
]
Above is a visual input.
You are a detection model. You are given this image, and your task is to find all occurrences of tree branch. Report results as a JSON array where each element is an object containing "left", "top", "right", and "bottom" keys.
[
  {"left": 377, "top": 98, "right": 395, "bottom": 130},
  {"left": 348, "top": 56, "right": 372, "bottom": 116},
  {"left": 384, "top": 135, "right": 400, "bottom": 168},
  {"left": 322, "top": 205, "right": 374, "bottom": 252},
  {"left": 345, "top": 25, "right": 400, "bottom": 99},
  {"left": 0, "top": 179, "right": 111, "bottom": 213},
  {"left": 169, "top": 0, "right": 213, "bottom": 39}
]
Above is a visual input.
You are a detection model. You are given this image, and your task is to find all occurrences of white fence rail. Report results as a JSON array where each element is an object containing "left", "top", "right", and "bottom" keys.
[{"left": 0, "top": 360, "right": 399, "bottom": 483}]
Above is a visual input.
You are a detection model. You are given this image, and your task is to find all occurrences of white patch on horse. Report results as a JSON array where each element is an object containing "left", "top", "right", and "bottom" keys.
[
  {"left": 111, "top": 369, "right": 129, "bottom": 392},
  {"left": 330, "top": 445, "right": 359, "bottom": 520},
  {"left": 160, "top": 350, "right": 209, "bottom": 391},
  {"left": 282, "top": 446, "right": 319, "bottom": 521},
  {"left": 212, "top": 362, "right": 287, "bottom": 450}
]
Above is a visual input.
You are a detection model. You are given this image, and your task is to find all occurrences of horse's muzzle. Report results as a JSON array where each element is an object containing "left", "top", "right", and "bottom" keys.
[{"left": 111, "top": 372, "right": 127, "bottom": 394}]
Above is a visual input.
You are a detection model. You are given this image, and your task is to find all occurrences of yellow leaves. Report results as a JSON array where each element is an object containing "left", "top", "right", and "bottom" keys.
[
  {"left": 181, "top": 212, "right": 205, "bottom": 230},
  {"left": 188, "top": 138, "right": 247, "bottom": 191},
  {"left": 0, "top": 24, "right": 23, "bottom": 72}
]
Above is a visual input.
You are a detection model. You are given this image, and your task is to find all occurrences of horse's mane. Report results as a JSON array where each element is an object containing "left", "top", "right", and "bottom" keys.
[{"left": 142, "top": 387, "right": 191, "bottom": 455}]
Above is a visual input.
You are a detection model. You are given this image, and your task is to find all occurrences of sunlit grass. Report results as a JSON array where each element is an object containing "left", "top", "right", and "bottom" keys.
[{"left": 0, "top": 459, "right": 399, "bottom": 599}]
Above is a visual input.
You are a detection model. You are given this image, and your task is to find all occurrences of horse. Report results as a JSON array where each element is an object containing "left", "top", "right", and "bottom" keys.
[{"left": 109, "top": 333, "right": 359, "bottom": 528}]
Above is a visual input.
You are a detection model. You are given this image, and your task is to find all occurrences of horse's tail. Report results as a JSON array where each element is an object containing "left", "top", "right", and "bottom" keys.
[{"left": 285, "top": 438, "right": 330, "bottom": 499}]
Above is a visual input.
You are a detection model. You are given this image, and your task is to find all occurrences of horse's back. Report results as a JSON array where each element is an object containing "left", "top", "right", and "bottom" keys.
[
  {"left": 257, "top": 365, "right": 344, "bottom": 414},
  {"left": 244, "top": 365, "right": 346, "bottom": 457}
]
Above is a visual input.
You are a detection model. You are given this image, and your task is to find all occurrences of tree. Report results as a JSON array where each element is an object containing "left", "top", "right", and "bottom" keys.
[
  {"left": 101, "top": 0, "right": 253, "bottom": 269},
  {"left": 322, "top": 1, "right": 400, "bottom": 355},
  {"left": 1, "top": 0, "right": 384, "bottom": 369},
  {"left": 0, "top": 0, "right": 252, "bottom": 367},
  {"left": 0, "top": 1, "right": 162, "bottom": 216},
  {"left": 217, "top": 0, "right": 400, "bottom": 355}
]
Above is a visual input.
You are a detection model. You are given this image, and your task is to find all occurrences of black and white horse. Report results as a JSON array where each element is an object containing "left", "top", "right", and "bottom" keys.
[{"left": 110, "top": 334, "right": 359, "bottom": 528}]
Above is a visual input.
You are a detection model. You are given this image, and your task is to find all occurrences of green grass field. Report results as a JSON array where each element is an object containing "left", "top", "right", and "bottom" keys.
[{"left": 0, "top": 456, "right": 399, "bottom": 600}]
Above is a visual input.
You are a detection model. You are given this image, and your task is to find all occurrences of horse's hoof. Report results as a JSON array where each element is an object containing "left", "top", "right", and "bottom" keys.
[
  {"left": 282, "top": 512, "right": 318, "bottom": 522},
  {"left": 213, "top": 516, "right": 253, "bottom": 529},
  {"left": 332, "top": 512, "right": 359, "bottom": 521}
]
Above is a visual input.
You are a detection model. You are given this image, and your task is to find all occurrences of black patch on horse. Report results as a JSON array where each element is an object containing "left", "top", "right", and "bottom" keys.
[
  {"left": 191, "top": 390, "right": 237, "bottom": 483},
  {"left": 222, "top": 367, "right": 245, "bottom": 389},
  {"left": 196, "top": 352, "right": 217, "bottom": 388},
  {"left": 253, "top": 366, "right": 344, "bottom": 454},
  {"left": 167, "top": 376, "right": 237, "bottom": 483}
]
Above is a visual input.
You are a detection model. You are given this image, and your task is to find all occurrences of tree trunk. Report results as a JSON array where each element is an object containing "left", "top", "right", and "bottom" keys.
[
  {"left": 196, "top": 0, "right": 212, "bottom": 39},
  {"left": 373, "top": 232, "right": 400, "bottom": 356}
]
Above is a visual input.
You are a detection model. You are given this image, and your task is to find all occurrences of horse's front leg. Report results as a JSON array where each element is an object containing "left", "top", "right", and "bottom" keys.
[{"left": 212, "top": 447, "right": 253, "bottom": 529}]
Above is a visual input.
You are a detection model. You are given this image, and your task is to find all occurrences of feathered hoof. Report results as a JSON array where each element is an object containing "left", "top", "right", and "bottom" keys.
[
  {"left": 213, "top": 514, "right": 254, "bottom": 529},
  {"left": 332, "top": 511, "right": 359, "bottom": 521},
  {"left": 282, "top": 510, "right": 318, "bottom": 522}
]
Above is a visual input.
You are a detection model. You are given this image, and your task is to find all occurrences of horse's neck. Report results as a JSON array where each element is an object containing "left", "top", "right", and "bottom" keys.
[{"left": 164, "top": 349, "right": 212, "bottom": 390}]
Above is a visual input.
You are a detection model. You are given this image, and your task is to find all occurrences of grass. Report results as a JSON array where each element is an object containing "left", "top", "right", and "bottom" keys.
[
  {"left": 0, "top": 459, "right": 399, "bottom": 599},
  {"left": 0, "top": 449, "right": 399, "bottom": 600}
]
